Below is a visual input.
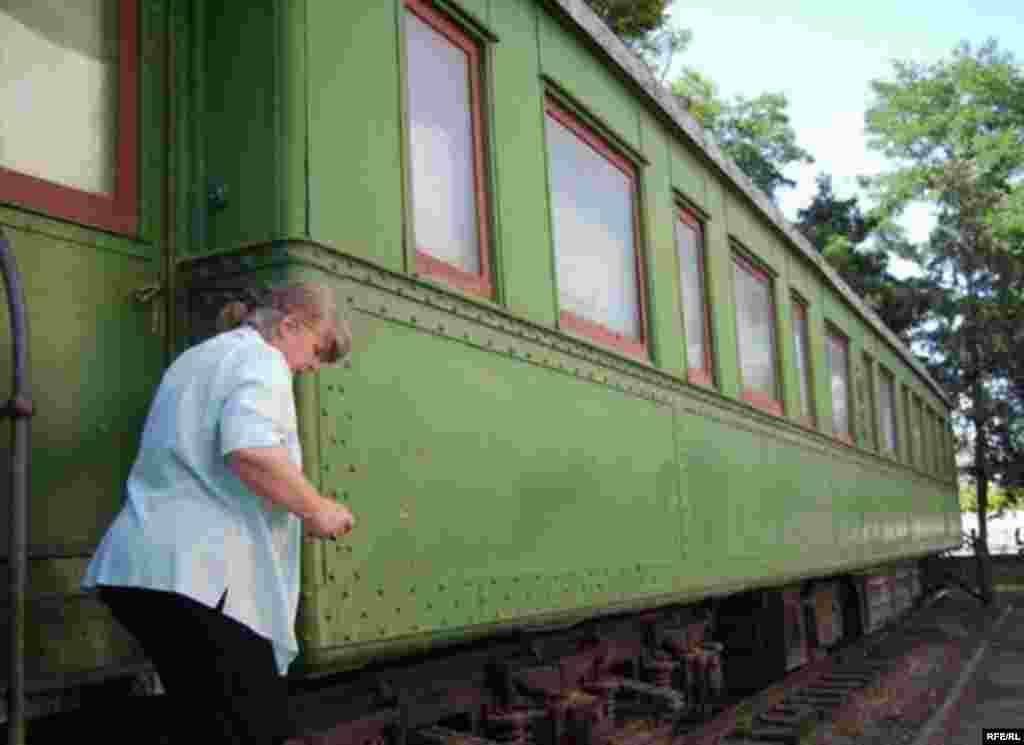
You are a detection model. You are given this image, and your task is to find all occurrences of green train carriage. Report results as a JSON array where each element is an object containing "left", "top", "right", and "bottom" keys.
[{"left": 0, "top": 0, "right": 958, "bottom": 730}]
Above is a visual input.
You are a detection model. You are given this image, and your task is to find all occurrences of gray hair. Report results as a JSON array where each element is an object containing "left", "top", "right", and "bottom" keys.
[{"left": 216, "top": 281, "right": 351, "bottom": 363}]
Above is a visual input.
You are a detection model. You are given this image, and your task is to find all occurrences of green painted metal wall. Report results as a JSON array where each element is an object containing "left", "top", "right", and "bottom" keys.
[
  {"left": 0, "top": 0, "right": 171, "bottom": 684},
  {"left": 282, "top": 0, "right": 957, "bottom": 672}
]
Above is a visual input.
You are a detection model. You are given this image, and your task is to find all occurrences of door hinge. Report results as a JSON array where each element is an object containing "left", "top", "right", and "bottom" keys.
[{"left": 133, "top": 282, "right": 166, "bottom": 336}]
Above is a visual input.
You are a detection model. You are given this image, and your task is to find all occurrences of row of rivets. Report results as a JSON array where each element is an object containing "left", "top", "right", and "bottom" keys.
[{"left": 341, "top": 277, "right": 676, "bottom": 401}]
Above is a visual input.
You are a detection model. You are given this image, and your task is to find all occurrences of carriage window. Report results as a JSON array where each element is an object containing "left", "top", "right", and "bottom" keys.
[
  {"left": 912, "top": 395, "right": 924, "bottom": 468},
  {"left": 676, "top": 208, "right": 712, "bottom": 386},
  {"left": 929, "top": 409, "right": 941, "bottom": 474},
  {"left": 862, "top": 353, "right": 878, "bottom": 450},
  {"left": 879, "top": 366, "right": 898, "bottom": 454},
  {"left": 404, "top": 0, "right": 491, "bottom": 297},
  {"left": 0, "top": 0, "right": 137, "bottom": 233},
  {"left": 923, "top": 407, "right": 934, "bottom": 472},
  {"left": 733, "top": 254, "right": 781, "bottom": 415},
  {"left": 792, "top": 295, "right": 814, "bottom": 425},
  {"left": 943, "top": 417, "right": 954, "bottom": 478},
  {"left": 545, "top": 98, "right": 646, "bottom": 357},
  {"left": 902, "top": 386, "right": 914, "bottom": 465},
  {"left": 826, "top": 327, "right": 852, "bottom": 443}
]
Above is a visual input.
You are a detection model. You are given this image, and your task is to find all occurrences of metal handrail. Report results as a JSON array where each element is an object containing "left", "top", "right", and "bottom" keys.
[{"left": 1, "top": 228, "right": 32, "bottom": 745}]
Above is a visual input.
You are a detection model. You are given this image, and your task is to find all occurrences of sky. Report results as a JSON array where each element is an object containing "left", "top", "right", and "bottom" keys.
[{"left": 662, "top": 0, "right": 1024, "bottom": 276}]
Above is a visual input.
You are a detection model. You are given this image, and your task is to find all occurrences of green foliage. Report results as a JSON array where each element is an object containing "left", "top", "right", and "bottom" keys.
[
  {"left": 582, "top": 0, "right": 672, "bottom": 41},
  {"left": 585, "top": 0, "right": 812, "bottom": 201},
  {"left": 631, "top": 26, "right": 693, "bottom": 83},
  {"left": 959, "top": 481, "right": 1019, "bottom": 513},
  {"left": 794, "top": 174, "right": 935, "bottom": 338},
  {"left": 864, "top": 40, "right": 1024, "bottom": 573},
  {"left": 672, "top": 71, "right": 814, "bottom": 200}
]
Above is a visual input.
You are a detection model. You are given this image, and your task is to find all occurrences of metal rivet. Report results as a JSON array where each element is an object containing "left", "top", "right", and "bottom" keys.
[{"left": 377, "top": 588, "right": 384, "bottom": 597}]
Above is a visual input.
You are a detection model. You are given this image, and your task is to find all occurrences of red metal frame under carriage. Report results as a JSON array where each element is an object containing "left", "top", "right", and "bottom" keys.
[
  {"left": 405, "top": 0, "right": 494, "bottom": 299},
  {"left": 0, "top": 0, "right": 138, "bottom": 235},
  {"left": 544, "top": 96, "right": 650, "bottom": 360}
]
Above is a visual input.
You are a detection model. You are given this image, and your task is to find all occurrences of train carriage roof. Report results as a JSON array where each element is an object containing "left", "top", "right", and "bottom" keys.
[{"left": 543, "top": 0, "right": 952, "bottom": 409}]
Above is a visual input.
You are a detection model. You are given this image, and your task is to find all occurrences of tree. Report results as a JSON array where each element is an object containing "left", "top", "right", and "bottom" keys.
[
  {"left": 959, "top": 481, "right": 1015, "bottom": 514},
  {"left": 582, "top": 0, "right": 672, "bottom": 42},
  {"left": 795, "top": 174, "right": 936, "bottom": 338},
  {"left": 583, "top": 2, "right": 813, "bottom": 202},
  {"left": 582, "top": 0, "right": 690, "bottom": 83},
  {"left": 865, "top": 39, "right": 1024, "bottom": 603},
  {"left": 672, "top": 71, "right": 814, "bottom": 201}
]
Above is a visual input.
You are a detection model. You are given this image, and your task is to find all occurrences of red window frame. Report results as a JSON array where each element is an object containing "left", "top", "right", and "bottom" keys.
[
  {"left": 826, "top": 325, "right": 854, "bottom": 445},
  {"left": 791, "top": 294, "right": 815, "bottom": 428},
  {"left": 879, "top": 366, "right": 899, "bottom": 455},
  {"left": 862, "top": 352, "right": 879, "bottom": 451},
  {"left": 404, "top": 0, "right": 492, "bottom": 298},
  {"left": 912, "top": 394, "right": 925, "bottom": 470},
  {"left": 0, "top": 0, "right": 138, "bottom": 235},
  {"left": 903, "top": 386, "right": 914, "bottom": 465},
  {"left": 732, "top": 252, "right": 782, "bottom": 416},
  {"left": 676, "top": 208, "right": 713, "bottom": 387},
  {"left": 927, "top": 408, "right": 939, "bottom": 474},
  {"left": 545, "top": 97, "right": 649, "bottom": 359}
]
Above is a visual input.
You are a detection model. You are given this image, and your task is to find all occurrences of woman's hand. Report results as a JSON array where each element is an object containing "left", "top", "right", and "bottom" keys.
[
  {"left": 307, "top": 500, "right": 356, "bottom": 539},
  {"left": 229, "top": 447, "right": 356, "bottom": 538}
]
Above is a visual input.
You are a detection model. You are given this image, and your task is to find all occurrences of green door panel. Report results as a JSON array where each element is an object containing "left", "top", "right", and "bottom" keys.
[{"left": 0, "top": 227, "right": 164, "bottom": 556}]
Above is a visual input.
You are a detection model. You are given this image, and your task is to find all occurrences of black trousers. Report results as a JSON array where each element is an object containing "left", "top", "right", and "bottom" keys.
[{"left": 98, "top": 586, "right": 293, "bottom": 745}]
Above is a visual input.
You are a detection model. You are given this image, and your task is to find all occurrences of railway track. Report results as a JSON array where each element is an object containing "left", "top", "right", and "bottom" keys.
[{"left": 286, "top": 588, "right": 956, "bottom": 745}]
